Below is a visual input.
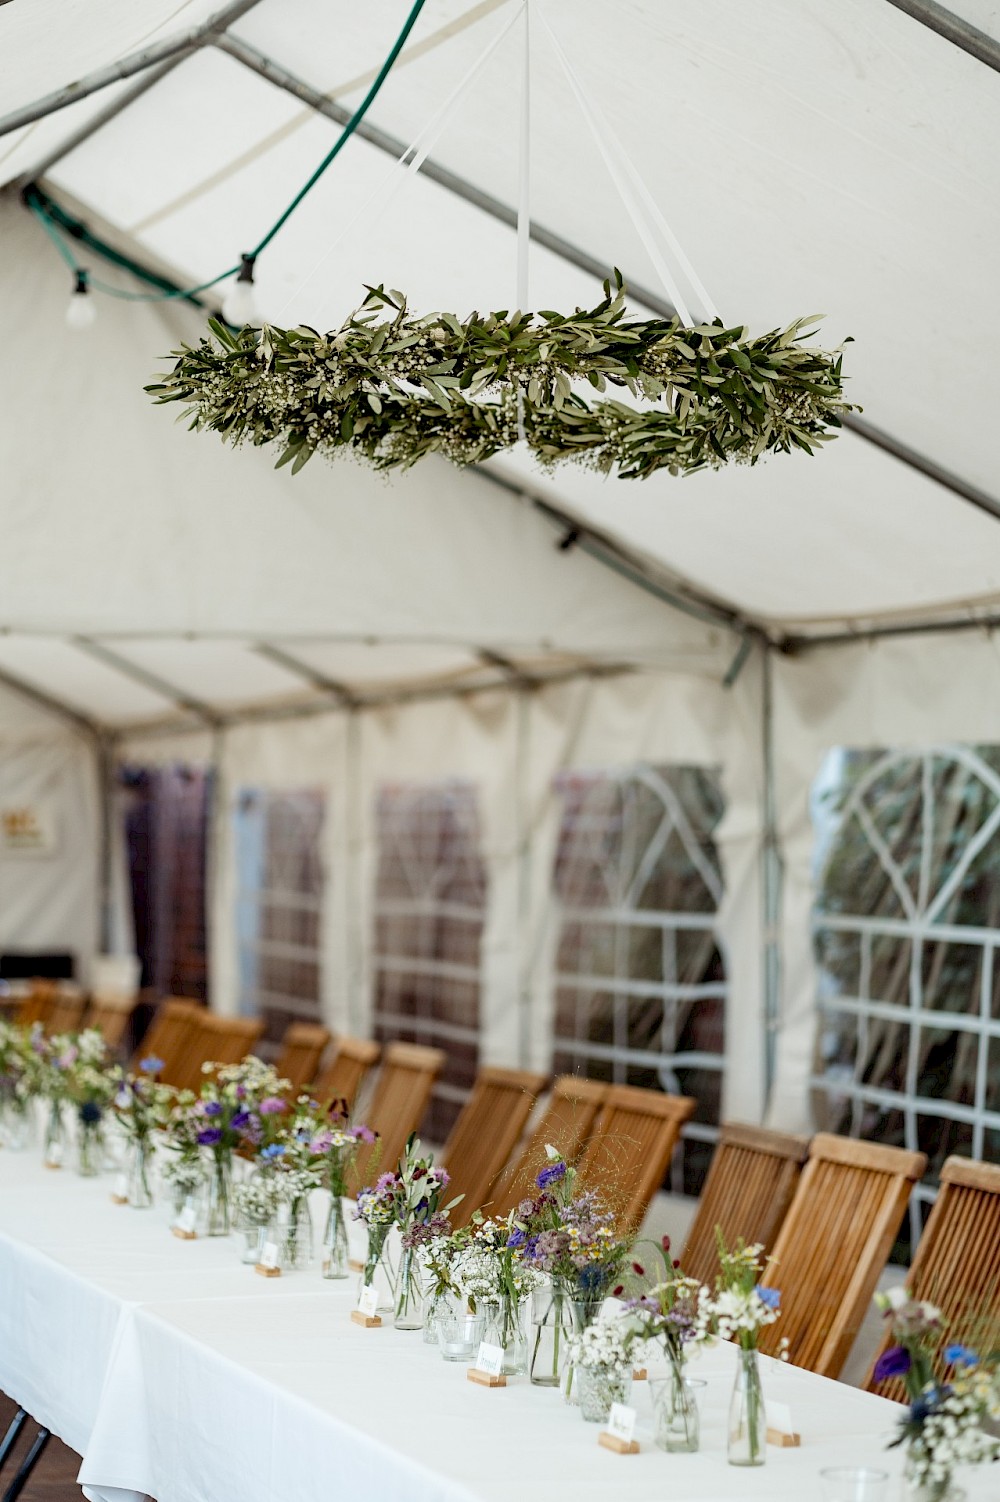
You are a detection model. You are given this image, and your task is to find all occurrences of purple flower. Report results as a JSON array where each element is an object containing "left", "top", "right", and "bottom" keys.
[
  {"left": 202, "top": 1101, "right": 223, "bottom": 1118},
  {"left": 506, "top": 1229, "right": 527, "bottom": 1249},
  {"left": 536, "top": 1161, "right": 567, "bottom": 1189},
  {"left": 873, "top": 1345, "right": 912, "bottom": 1382},
  {"left": 430, "top": 1167, "right": 450, "bottom": 1188},
  {"left": 351, "top": 1125, "right": 376, "bottom": 1144},
  {"left": 235, "top": 1085, "right": 246, "bottom": 1099},
  {"left": 196, "top": 1127, "right": 223, "bottom": 1147},
  {"left": 755, "top": 1285, "right": 781, "bottom": 1310},
  {"left": 259, "top": 1097, "right": 287, "bottom": 1115},
  {"left": 944, "top": 1344, "right": 978, "bottom": 1368},
  {"left": 230, "top": 1110, "right": 251, "bottom": 1131},
  {"left": 139, "top": 1056, "right": 165, "bottom": 1075}
]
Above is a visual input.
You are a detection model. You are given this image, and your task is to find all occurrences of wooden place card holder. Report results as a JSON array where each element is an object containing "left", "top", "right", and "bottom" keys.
[
  {"left": 350, "top": 1310, "right": 382, "bottom": 1328},
  {"left": 766, "top": 1427, "right": 801, "bottom": 1448},
  {"left": 171, "top": 1225, "right": 197, "bottom": 1241},
  {"left": 110, "top": 1192, "right": 129, "bottom": 1206},
  {"left": 254, "top": 1263, "right": 282, "bottom": 1278},
  {"left": 597, "top": 1433, "right": 639, "bottom": 1455},
  {"left": 348, "top": 1257, "right": 364, "bottom": 1273},
  {"left": 466, "top": 1369, "right": 506, "bottom": 1388}
]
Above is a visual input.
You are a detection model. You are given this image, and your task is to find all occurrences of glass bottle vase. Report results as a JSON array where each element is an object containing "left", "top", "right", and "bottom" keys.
[
  {"left": 577, "top": 1366, "right": 630, "bottom": 1424},
  {"left": 1, "top": 1095, "right": 33, "bottom": 1150},
  {"left": 424, "top": 1288, "right": 452, "bottom": 1345},
  {"left": 361, "top": 1223, "right": 396, "bottom": 1313},
  {"left": 205, "top": 1152, "right": 234, "bottom": 1237},
  {"left": 564, "top": 1294, "right": 604, "bottom": 1403},
  {"left": 321, "top": 1195, "right": 350, "bottom": 1280},
  {"left": 127, "top": 1137, "right": 155, "bottom": 1208},
  {"left": 728, "top": 1347, "right": 766, "bottom": 1467},
  {"left": 484, "top": 1293, "right": 530, "bottom": 1376},
  {"left": 274, "top": 1197, "right": 314, "bottom": 1271},
  {"left": 651, "top": 1364, "right": 702, "bottom": 1453},
  {"left": 43, "top": 1099, "right": 66, "bottom": 1168},
  {"left": 530, "top": 1281, "right": 571, "bottom": 1387},
  {"left": 394, "top": 1247, "right": 426, "bottom": 1330},
  {"left": 76, "top": 1118, "right": 103, "bottom": 1177}
]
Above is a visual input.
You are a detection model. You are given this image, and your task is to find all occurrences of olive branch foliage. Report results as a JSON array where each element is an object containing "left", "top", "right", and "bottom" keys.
[{"left": 147, "top": 274, "right": 853, "bottom": 480}]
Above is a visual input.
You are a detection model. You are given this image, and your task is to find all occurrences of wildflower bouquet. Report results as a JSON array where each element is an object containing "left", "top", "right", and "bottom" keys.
[
  {"left": 698, "top": 1234, "right": 783, "bottom": 1352},
  {"left": 509, "top": 1147, "right": 630, "bottom": 1301},
  {"left": 0, "top": 1021, "right": 42, "bottom": 1141},
  {"left": 451, "top": 1215, "right": 544, "bottom": 1312},
  {"left": 623, "top": 1236, "right": 704, "bottom": 1374},
  {"left": 305, "top": 1098, "right": 377, "bottom": 1199},
  {"left": 113, "top": 1057, "right": 175, "bottom": 1144},
  {"left": 874, "top": 1289, "right": 1000, "bottom": 1499}
]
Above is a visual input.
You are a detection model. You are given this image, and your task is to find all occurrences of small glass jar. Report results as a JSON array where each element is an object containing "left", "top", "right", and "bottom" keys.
[
  {"left": 241, "top": 1220, "right": 269, "bottom": 1265},
  {"left": 394, "top": 1248, "right": 425, "bottom": 1330},
  {"left": 321, "top": 1195, "right": 350, "bottom": 1280},
  {"left": 576, "top": 1365, "right": 630, "bottom": 1424},
  {"left": 437, "top": 1310, "right": 485, "bottom": 1363},
  {"left": 650, "top": 1372, "right": 705, "bottom": 1453},
  {"left": 127, "top": 1137, "right": 155, "bottom": 1208},
  {"left": 483, "top": 1294, "right": 530, "bottom": 1376},
  {"left": 43, "top": 1098, "right": 67, "bottom": 1168},
  {"left": 76, "top": 1115, "right": 104, "bottom": 1177}
]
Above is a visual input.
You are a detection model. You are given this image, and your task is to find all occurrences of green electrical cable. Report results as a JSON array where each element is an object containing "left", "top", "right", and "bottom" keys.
[{"left": 27, "top": 0, "right": 427, "bottom": 305}]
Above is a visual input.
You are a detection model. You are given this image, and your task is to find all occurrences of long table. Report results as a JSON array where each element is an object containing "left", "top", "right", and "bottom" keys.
[{"left": 0, "top": 1143, "right": 991, "bottom": 1502}]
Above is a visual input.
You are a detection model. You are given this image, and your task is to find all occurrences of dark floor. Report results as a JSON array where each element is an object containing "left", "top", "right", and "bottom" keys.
[{"left": 0, "top": 1392, "right": 83, "bottom": 1500}]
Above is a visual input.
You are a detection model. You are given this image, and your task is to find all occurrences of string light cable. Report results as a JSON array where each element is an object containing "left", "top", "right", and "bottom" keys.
[{"left": 25, "top": 0, "right": 428, "bottom": 326}]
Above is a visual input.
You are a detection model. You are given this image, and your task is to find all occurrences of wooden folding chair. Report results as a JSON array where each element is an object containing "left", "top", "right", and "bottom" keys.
[
  {"left": 575, "top": 1084, "right": 697, "bottom": 1233},
  {"left": 174, "top": 1014, "right": 266, "bottom": 1092},
  {"left": 313, "top": 1036, "right": 381, "bottom": 1112},
  {"left": 489, "top": 1076, "right": 609, "bottom": 1218},
  {"left": 351, "top": 1042, "right": 445, "bottom": 1190},
  {"left": 866, "top": 1156, "right": 1000, "bottom": 1399},
  {"left": 15, "top": 980, "right": 59, "bottom": 1029},
  {"left": 45, "top": 993, "right": 86, "bottom": 1036},
  {"left": 84, "top": 995, "right": 136, "bottom": 1051},
  {"left": 757, "top": 1133, "right": 927, "bottom": 1378},
  {"left": 131, "top": 997, "right": 202, "bottom": 1085},
  {"left": 273, "top": 1022, "right": 332, "bottom": 1090},
  {"left": 680, "top": 1122, "right": 810, "bottom": 1286},
  {"left": 440, "top": 1066, "right": 549, "bottom": 1226}
]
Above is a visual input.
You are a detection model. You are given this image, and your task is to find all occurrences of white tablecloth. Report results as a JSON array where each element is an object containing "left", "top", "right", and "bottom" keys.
[{"left": 0, "top": 1141, "right": 993, "bottom": 1502}]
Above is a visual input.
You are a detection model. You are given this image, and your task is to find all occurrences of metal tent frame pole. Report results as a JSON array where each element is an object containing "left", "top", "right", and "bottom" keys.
[{"left": 885, "top": 0, "right": 1000, "bottom": 75}]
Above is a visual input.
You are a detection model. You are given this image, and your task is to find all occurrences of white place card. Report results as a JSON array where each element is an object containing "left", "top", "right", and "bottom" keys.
[
  {"left": 607, "top": 1403, "right": 637, "bottom": 1444},
  {"left": 767, "top": 1399, "right": 794, "bottom": 1436},
  {"left": 260, "top": 1241, "right": 280, "bottom": 1270},
  {"left": 174, "top": 1201, "right": 198, "bottom": 1234},
  {"left": 357, "top": 1283, "right": 380, "bottom": 1318},
  {"left": 475, "top": 1342, "right": 505, "bottom": 1377},
  {"left": 113, "top": 1172, "right": 128, "bottom": 1200}
]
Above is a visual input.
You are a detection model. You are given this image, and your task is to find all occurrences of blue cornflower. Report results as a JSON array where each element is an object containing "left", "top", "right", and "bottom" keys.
[
  {"left": 79, "top": 1101, "right": 102, "bottom": 1125},
  {"left": 944, "top": 1343, "right": 978, "bottom": 1368},
  {"left": 261, "top": 1143, "right": 286, "bottom": 1161},
  {"left": 755, "top": 1285, "right": 780, "bottom": 1310},
  {"left": 139, "top": 1056, "right": 165, "bottom": 1074}
]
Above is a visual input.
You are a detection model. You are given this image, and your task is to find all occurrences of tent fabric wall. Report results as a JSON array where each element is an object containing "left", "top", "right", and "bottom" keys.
[
  {"left": 0, "top": 681, "right": 101, "bottom": 985},
  {"left": 200, "top": 660, "right": 766, "bottom": 1122}
]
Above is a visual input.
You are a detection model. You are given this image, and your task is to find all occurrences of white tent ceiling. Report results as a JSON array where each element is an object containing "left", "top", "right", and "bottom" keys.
[{"left": 1, "top": 0, "right": 999, "bottom": 729}]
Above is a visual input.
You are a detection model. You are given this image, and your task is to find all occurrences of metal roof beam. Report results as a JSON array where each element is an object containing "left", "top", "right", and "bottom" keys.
[
  {"left": 71, "top": 637, "right": 223, "bottom": 727},
  {"left": 0, "top": 663, "right": 103, "bottom": 739},
  {"left": 885, "top": 0, "right": 1000, "bottom": 75},
  {"left": 252, "top": 642, "right": 360, "bottom": 709},
  {"left": 0, "top": 0, "right": 267, "bottom": 139}
]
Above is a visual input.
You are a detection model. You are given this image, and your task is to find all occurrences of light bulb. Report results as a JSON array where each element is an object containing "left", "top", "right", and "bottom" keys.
[
  {"left": 222, "top": 253, "right": 260, "bottom": 328},
  {"left": 65, "top": 269, "right": 96, "bottom": 330}
]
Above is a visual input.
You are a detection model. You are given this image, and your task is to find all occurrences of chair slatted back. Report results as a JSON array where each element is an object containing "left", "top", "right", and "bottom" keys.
[
  {"left": 45, "top": 994, "right": 86, "bottom": 1036},
  {"left": 575, "top": 1084, "right": 697, "bottom": 1233},
  {"left": 351, "top": 1042, "right": 445, "bottom": 1190},
  {"left": 84, "top": 996, "right": 136, "bottom": 1051},
  {"left": 175, "top": 1014, "right": 265, "bottom": 1091},
  {"left": 274, "top": 1022, "right": 332, "bottom": 1090},
  {"left": 442, "top": 1067, "right": 549, "bottom": 1226},
  {"left": 16, "top": 981, "right": 59, "bottom": 1029},
  {"left": 313, "top": 1037, "right": 381, "bottom": 1112},
  {"left": 681, "top": 1123, "right": 810, "bottom": 1286},
  {"left": 489, "top": 1076, "right": 610, "bottom": 1218},
  {"left": 866, "top": 1156, "right": 1000, "bottom": 1400},
  {"left": 131, "top": 998, "right": 202, "bottom": 1085},
  {"left": 758, "top": 1133, "right": 927, "bottom": 1378}
]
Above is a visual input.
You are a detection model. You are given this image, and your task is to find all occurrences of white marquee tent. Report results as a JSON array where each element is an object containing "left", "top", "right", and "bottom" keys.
[{"left": 2, "top": 0, "right": 1000, "bottom": 1179}]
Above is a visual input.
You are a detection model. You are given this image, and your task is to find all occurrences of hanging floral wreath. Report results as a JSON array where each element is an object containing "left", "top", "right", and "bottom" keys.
[{"left": 148, "top": 276, "right": 853, "bottom": 479}]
